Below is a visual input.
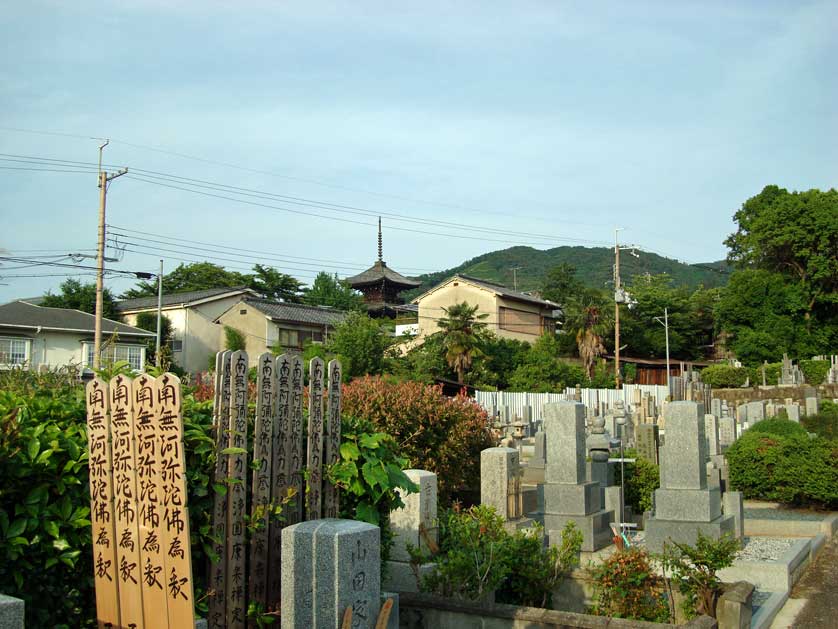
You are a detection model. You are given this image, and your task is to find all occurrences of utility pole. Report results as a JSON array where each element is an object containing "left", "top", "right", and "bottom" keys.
[
  {"left": 614, "top": 228, "right": 622, "bottom": 389},
  {"left": 654, "top": 307, "right": 671, "bottom": 396},
  {"left": 511, "top": 267, "right": 521, "bottom": 291},
  {"left": 155, "top": 259, "right": 163, "bottom": 367},
  {"left": 93, "top": 141, "right": 128, "bottom": 369}
]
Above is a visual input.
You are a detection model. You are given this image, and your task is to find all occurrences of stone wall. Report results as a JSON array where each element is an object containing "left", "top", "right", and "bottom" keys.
[
  {"left": 711, "top": 384, "right": 838, "bottom": 406},
  {"left": 398, "top": 592, "right": 717, "bottom": 629}
]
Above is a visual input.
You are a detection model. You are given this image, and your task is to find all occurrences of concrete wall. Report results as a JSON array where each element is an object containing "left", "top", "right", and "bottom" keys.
[
  {"left": 217, "top": 303, "right": 270, "bottom": 358},
  {"left": 417, "top": 280, "right": 549, "bottom": 344}
]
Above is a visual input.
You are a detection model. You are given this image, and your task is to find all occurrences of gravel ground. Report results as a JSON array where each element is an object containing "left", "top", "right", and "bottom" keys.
[
  {"left": 735, "top": 536, "right": 795, "bottom": 562},
  {"left": 743, "top": 508, "right": 825, "bottom": 521}
]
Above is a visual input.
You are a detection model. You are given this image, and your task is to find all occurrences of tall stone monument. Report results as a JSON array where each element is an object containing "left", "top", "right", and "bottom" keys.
[
  {"left": 532, "top": 402, "right": 614, "bottom": 552},
  {"left": 481, "top": 447, "right": 532, "bottom": 531},
  {"left": 645, "top": 402, "right": 736, "bottom": 552}
]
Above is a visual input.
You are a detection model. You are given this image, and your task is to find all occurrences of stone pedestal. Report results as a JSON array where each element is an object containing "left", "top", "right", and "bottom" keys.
[
  {"left": 481, "top": 447, "right": 532, "bottom": 531},
  {"left": 385, "top": 470, "right": 437, "bottom": 593},
  {"left": 281, "top": 519, "right": 381, "bottom": 629},
  {"left": 532, "top": 402, "right": 613, "bottom": 552},
  {"left": 645, "top": 402, "right": 735, "bottom": 553}
]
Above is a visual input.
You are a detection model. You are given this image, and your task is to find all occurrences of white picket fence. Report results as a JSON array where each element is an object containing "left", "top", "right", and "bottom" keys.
[{"left": 475, "top": 384, "right": 669, "bottom": 421}]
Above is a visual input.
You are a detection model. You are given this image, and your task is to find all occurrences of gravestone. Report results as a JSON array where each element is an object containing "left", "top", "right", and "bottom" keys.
[
  {"left": 805, "top": 396, "right": 819, "bottom": 417},
  {"left": 481, "top": 447, "right": 532, "bottom": 531},
  {"left": 704, "top": 414, "right": 720, "bottom": 457},
  {"left": 281, "top": 520, "right": 380, "bottom": 629},
  {"left": 785, "top": 403, "right": 801, "bottom": 422},
  {"left": 736, "top": 404, "right": 748, "bottom": 424},
  {"left": 719, "top": 416, "right": 737, "bottom": 451},
  {"left": 529, "top": 431, "right": 546, "bottom": 469},
  {"left": 645, "top": 402, "right": 735, "bottom": 553},
  {"left": 384, "top": 470, "right": 437, "bottom": 593},
  {"left": 746, "top": 401, "right": 766, "bottom": 424},
  {"left": 306, "top": 357, "right": 326, "bottom": 520},
  {"left": 765, "top": 402, "right": 777, "bottom": 418},
  {"left": 722, "top": 491, "right": 745, "bottom": 540},
  {"left": 636, "top": 424, "right": 660, "bottom": 464},
  {"left": 533, "top": 402, "right": 614, "bottom": 552},
  {"left": 710, "top": 398, "right": 722, "bottom": 419}
]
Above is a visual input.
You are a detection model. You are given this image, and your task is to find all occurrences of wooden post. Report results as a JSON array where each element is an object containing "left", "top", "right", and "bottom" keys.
[
  {"left": 288, "top": 355, "right": 305, "bottom": 523},
  {"left": 323, "top": 359, "right": 343, "bottom": 518},
  {"left": 155, "top": 374, "right": 195, "bottom": 628},
  {"left": 267, "top": 353, "right": 292, "bottom": 608},
  {"left": 109, "top": 374, "right": 145, "bottom": 628},
  {"left": 133, "top": 373, "right": 168, "bottom": 625},
  {"left": 226, "top": 351, "right": 249, "bottom": 628},
  {"left": 249, "top": 352, "right": 276, "bottom": 608},
  {"left": 208, "top": 351, "right": 232, "bottom": 629},
  {"left": 86, "top": 378, "right": 121, "bottom": 628},
  {"left": 306, "top": 357, "right": 326, "bottom": 520}
]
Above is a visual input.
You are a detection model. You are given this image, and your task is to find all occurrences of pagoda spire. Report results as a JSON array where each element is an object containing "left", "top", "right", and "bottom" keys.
[{"left": 377, "top": 216, "right": 383, "bottom": 263}]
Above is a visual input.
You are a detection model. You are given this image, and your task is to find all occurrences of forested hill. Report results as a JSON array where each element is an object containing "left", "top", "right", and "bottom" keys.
[{"left": 403, "top": 246, "right": 729, "bottom": 298}]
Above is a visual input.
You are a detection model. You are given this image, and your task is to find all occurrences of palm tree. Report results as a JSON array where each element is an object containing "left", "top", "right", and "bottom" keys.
[
  {"left": 437, "top": 302, "right": 489, "bottom": 384},
  {"left": 563, "top": 292, "right": 613, "bottom": 379}
]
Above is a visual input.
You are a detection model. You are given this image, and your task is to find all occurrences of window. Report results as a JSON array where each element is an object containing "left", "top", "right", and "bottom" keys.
[
  {"left": 499, "top": 307, "right": 541, "bottom": 335},
  {"left": 279, "top": 329, "right": 299, "bottom": 348},
  {"left": 84, "top": 343, "right": 145, "bottom": 371},
  {"left": 0, "top": 338, "right": 29, "bottom": 366},
  {"left": 170, "top": 340, "right": 183, "bottom": 352}
]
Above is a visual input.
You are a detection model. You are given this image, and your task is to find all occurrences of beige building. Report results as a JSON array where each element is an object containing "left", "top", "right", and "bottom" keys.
[
  {"left": 117, "top": 287, "right": 258, "bottom": 373},
  {"left": 0, "top": 300, "right": 154, "bottom": 372},
  {"left": 413, "top": 275, "right": 559, "bottom": 344},
  {"left": 215, "top": 298, "right": 347, "bottom": 356}
]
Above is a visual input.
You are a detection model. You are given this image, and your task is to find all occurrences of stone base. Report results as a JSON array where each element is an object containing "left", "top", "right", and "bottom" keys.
[
  {"left": 383, "top": 561, "right": 435, "bottom": 593},
  {"left": 539, "top": 509, "right": 614, "bottom": 552},
  {"left": 538, "top": 481, "right": 602, "bottom": 515},
  {"left": 644, "top": 513, "right": 736, "bottom": 553},
  {"left": 653, "top": 486, "right": 722, "bottom": 521},
  {"left": 503, "top": 517, "right": 535, "bottom": 533}
]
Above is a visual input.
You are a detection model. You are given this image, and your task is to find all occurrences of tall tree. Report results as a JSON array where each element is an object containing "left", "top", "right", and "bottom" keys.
[
  {"left": 41, "top": 279, "right": 118, "bottom": 320},
  {"left": 725, "top": 186, "right": 838, "bottom": 324},
  {"left": 540, "top": 263, "right": 586, "bottom": 307},
  {"left": 325, "top": 311, "right": 389, "bottom": 378},
  {"left": 561, "top": 291, "right": 612, "bottom": 379},
  {"left": 247, "top": 264, "right": 303, "bottom": 302},
  {"left": 304, "top": 272, "right": 364, "bottom": 310},
  {"left": 436, "top": 301, "right": 489, "bottom": 384},
  {"left": 122, "top": 262, "right": 248, "bottom": 298}
]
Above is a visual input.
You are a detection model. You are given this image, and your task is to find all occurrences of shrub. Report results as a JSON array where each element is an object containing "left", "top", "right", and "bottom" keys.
[
  {"left": 615, "top": 449, "right": 660, "bottom": 515},
  {"left": 507, "top": 334, "right": 586, "bottom": 393},
  {"left": 802, "top": 400, "right": 838, "bottom": 440},
  {"left": 746, "top": 362, "right": 781, "bottom": 386},
  {"left": 417, "top": 505, "right": 582, "bottom": 606},
  {"left": 700, "top": 364, "right": 749, "bottom": 388},
  {"left": 341, "top": 377, "right": 494, "bottom": 503},
  {"left": 589, "top": 546, "right": 670, "bottom": 622},
  {"left": 748, "top": 417, "right": 809, "bottom": 438},
  {"left": 726, "top": 430, "right": 838, "bottom": 508},
  {"left": 224, "top": 325, "right": 246, "bottom": 351},
  {"left": 799, "top": 359, "right": 830, "bottom": 385},
  {"left": 661, "top": 532, "right": 740, "bottom": 619}
]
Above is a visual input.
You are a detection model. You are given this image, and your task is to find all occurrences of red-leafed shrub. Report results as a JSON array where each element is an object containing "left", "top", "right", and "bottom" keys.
[{"left": 341, "top": 377, "right": 494, "bottom": 503}]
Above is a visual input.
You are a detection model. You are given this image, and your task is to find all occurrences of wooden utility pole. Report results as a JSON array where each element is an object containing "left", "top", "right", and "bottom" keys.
[
  {"left": 614, "top": 228, "right": 622, "bottom": 389},
  {"left": 93, "top": 141, "right": 127, "bottom": 369}
]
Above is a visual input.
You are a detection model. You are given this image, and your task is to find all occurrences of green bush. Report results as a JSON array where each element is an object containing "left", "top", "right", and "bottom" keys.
[
  {"left": 746, "top": 362, "right": 781, "bottom": 386},
  {"left": 224, "top": 325, "right": 247, "bottom": 351},
  {"left": 748, "top": 417, "right": 809, "bottom": 438},
  {"left": 726, "top": 430, "right": 838, "bottom": 508},
  {"left": 802, "top": 400, "right": 838, "bottom": 440},
  {"left": 615, "top": 449, "right": 661, "bottom": 515},
  {"left": 799, "top": 359, "right": 830, "bottom": 385},
  {"left": 416, "top": 505, "right": 581, "bottom": 606},
  {"left": 589, "top": 546, "right": 669, "bottom": 622},
  {"left": 700, "top": 364, "right": 749, "bottom": 388}
]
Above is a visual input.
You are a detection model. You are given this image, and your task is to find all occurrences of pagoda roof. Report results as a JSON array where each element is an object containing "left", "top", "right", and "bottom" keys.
[{"left": 345, "top": 261, "right": 422, "bottom": 289}]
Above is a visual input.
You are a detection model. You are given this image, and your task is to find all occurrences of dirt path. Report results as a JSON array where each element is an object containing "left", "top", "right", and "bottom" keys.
[{"left": 781, "top": 535, "right": 838, "bottom": 628}]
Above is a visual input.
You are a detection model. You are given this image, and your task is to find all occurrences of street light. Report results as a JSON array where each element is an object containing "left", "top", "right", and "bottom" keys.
[{"left": 654, "top": 307, "right": 670, "bottom": 396}]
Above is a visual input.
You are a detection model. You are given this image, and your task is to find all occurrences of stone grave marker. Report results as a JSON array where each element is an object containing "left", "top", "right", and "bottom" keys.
[
  {"left": 636, "top": 424, "right": 659, "bottom": 464},
  {"left": 385, "top": 470, "right": 437, "bottom": 592},
  {"left": 323, "top": 359, "right": 343, "bottom": 518},
  {"left": 226, "top": 350, "right": 249, "bottom": 628},
  {"left": 704, "top": 414, "right": 720, "bottom": 457},
  {"left": 481, "top": 447, "right": 531, "bottom": 531},
  {"left": 306, "top": 357, "right": 326, "bottom": 520}
]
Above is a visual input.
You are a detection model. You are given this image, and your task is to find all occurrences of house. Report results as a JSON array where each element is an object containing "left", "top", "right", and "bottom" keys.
[
  {"left": 413, "top": 275, "right": 560, "bottom": 344},
  {"left": 117, "top": 286, "right": 258, "bottom": 373},
  {"left": 215, "top": 298, "right": 348, "bottom": 356},
  {"left": 0, "top": 300, "right": 154, "bottom": 371}
]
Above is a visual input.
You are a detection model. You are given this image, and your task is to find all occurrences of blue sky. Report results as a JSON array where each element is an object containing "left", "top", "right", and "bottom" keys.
[{"left": 1, "top": 1, "right": 836, "bottom": 302}]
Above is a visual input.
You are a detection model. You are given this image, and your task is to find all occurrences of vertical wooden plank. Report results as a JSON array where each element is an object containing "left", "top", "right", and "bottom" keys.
[
  {"left": 266, "top": 352, "right": 291, "bottom": 609},
  {"left": 226, "top": 350, "right": 249, "bottom": 629},
  {"left": 249, "top": 352, "right": 275, "bottom": 608},
  {"left": 208, "top": 351, "right": 232, "bottom": 629},
  {"left": 323, "top": 359, "right": 343, "bottom": 518},
  {"left": 109, "top": 374, "right": 145, "bottom": 629},
  {"left": 288, "top": 354, "right": 305, "bottom": 523},
  {"left": 133, "top": 374, "right": 168, "bottom": 626},
  {"left": 306, "top": 357, "right": 326, "bottom": 520},
  {"left": 155, "top": 374, "right": 195, "bottom": 627},
  {"left": 86, "top": 378, "right": 121, "bottom": 629}
]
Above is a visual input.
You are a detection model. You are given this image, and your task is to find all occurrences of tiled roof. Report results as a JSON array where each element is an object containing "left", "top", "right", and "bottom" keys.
[
  {"left": 116, "top": 286, "right": 255, "bottom": 312},
  {"left": 0, "top": 300, "right": 155, "bottom": 337},
  {"left": 244, "top": 299, "right": 348, "bottom": 326},
  {"left": 415, "top": 274, "right": 558, "bottom": 308},
  {"left": 344, "top": 261, "right": 422, "bottom": 288}
]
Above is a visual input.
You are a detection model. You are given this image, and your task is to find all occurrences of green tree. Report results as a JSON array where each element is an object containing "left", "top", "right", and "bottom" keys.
[
  {"left": 562, "top": 290, "right": 612, "bottom": 379},
  {"left": 122, "top": 262, "right": 249, "bottom": 298},
  {"left": 507, "top": 333, "right": 585, "bottom": 392},
  {"left": 304, "top": 271, "right": 364, "bottom": 310},
  {"left": 133, "top": 312, "right": 174, "bottom": 366},
  {"left": 326, "top": 312, "right": 389, "bottom": 378},
  {"left": 436, "top": 302, "right": 489, "bottom": 384},
  {"left": 725, "top": 186, "right": 838, "bottom": 325},
  {"left": 540, "top": 263, "right": 586, "bottom": 307},
  {"left": 247, "top": 263, "right": 303, "bottom": 303},
  {"left": 224, "top": 326, "right": 246, "bottom": 351},
  {"left": 41, "top": 278, "right": 118, "bottom": 320}
]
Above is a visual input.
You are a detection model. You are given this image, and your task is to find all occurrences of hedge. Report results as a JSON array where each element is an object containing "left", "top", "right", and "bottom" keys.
[{"left": 700, "top": 364, "right": 749, "bottom": 388}]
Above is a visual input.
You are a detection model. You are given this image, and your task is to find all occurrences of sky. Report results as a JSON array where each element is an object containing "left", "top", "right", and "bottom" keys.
[{"left": 1, "top": 0, "right": 836, "bottom": 303}]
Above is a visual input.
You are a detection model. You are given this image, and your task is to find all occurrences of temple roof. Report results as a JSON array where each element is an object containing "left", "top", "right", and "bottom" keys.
[{"left": 344, "top": 260, "right": 422, "bottom": 289}]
